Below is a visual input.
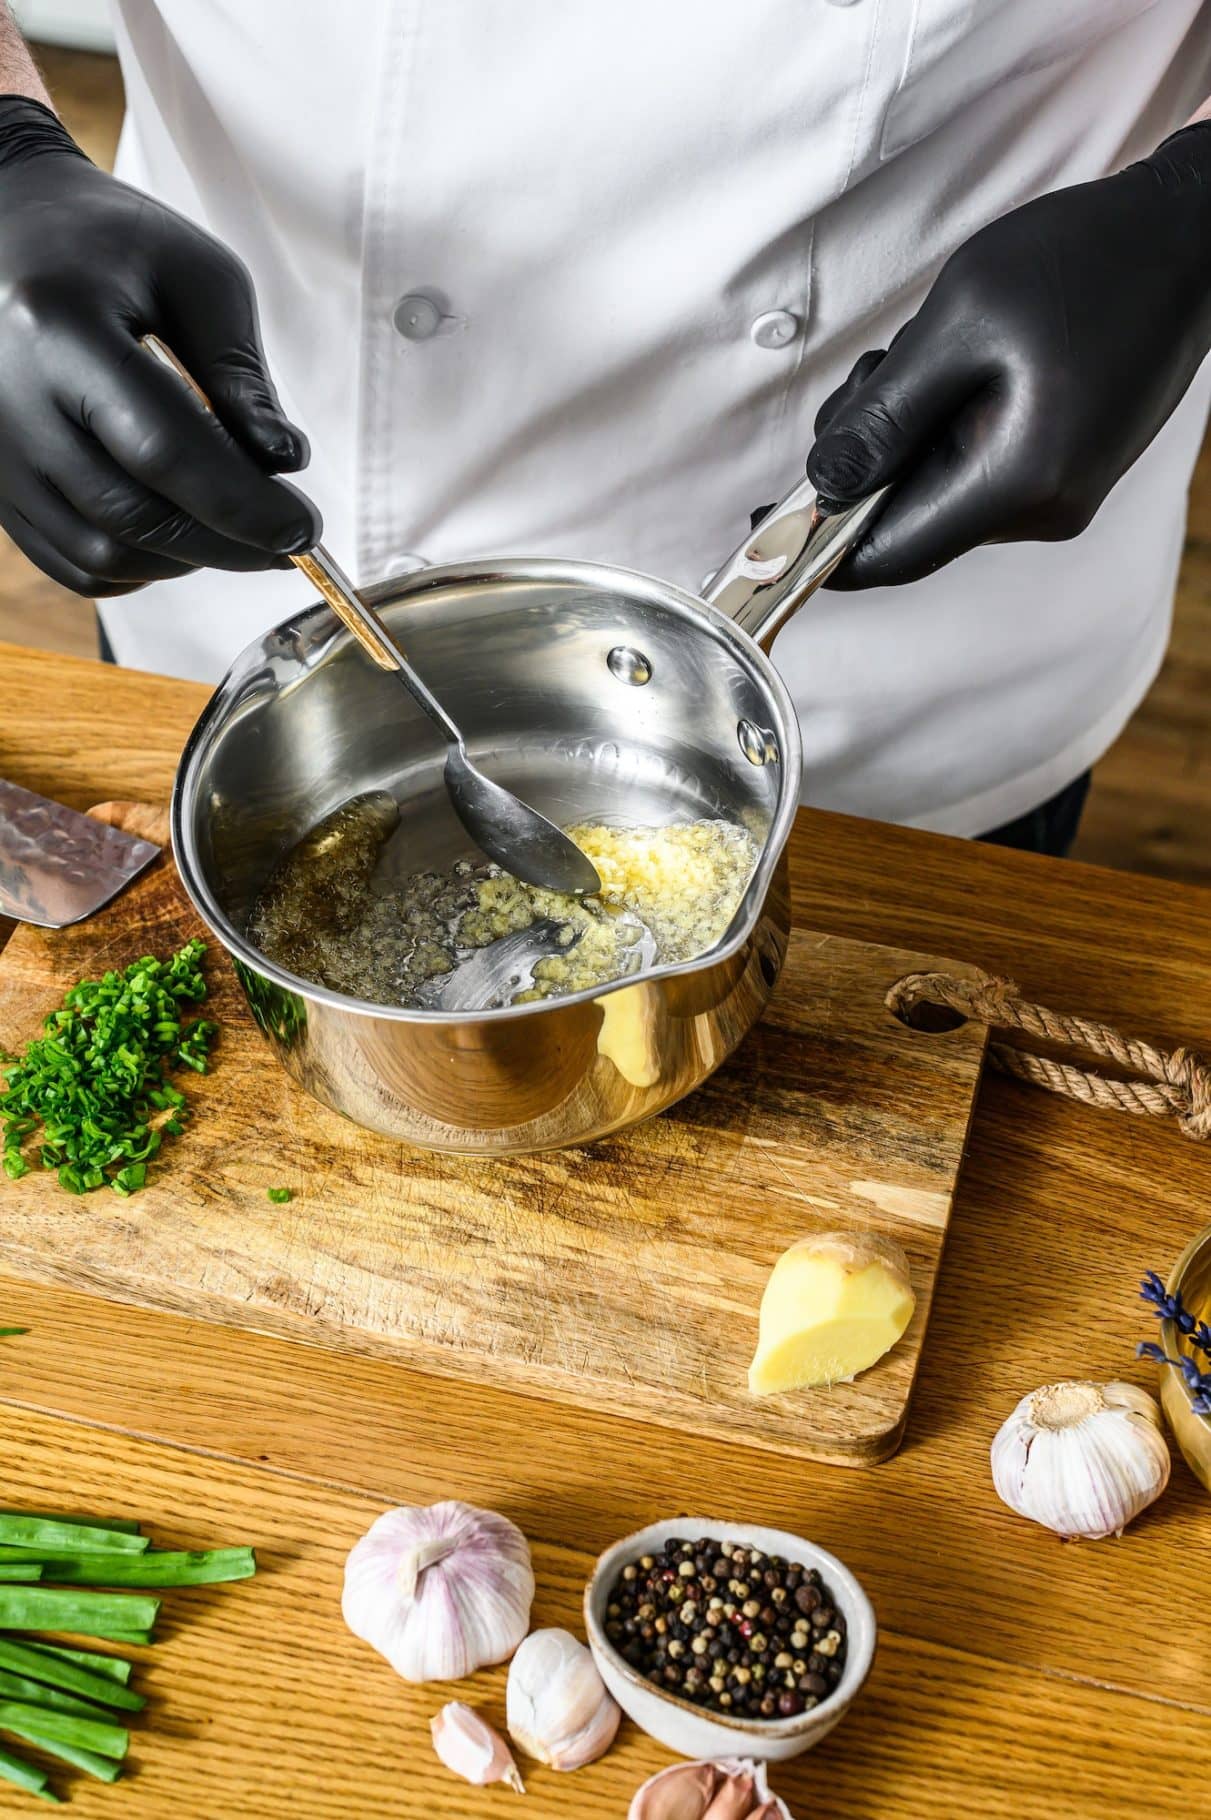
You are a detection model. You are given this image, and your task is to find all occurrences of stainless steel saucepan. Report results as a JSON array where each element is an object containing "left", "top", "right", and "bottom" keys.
[{"left": 171, "top": 476, "right": 885, "bottom": 1154}]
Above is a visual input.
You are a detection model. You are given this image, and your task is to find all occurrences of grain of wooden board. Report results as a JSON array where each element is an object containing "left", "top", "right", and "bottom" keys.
[{"left": 0, "top": 803, "right": 985, "bottom": 1467}]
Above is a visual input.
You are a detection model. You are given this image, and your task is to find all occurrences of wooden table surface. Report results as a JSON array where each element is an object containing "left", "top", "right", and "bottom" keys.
[{"left": 1, "top": 641, "right": 1209, "bottom": 1817}]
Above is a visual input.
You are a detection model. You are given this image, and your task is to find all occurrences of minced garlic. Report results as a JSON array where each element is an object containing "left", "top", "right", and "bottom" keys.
[{"left": 250, "top": 796, "right": 758, "bottom": 1011}]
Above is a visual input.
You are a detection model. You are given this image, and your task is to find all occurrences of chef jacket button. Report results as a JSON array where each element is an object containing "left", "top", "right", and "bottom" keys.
[
  {"left": 393, "top": 294, "right": 443, "bottom": 341},
  {"left": 384, "top": 551, "right": 429, "bottom": 577},
  {"left": 751, "top": 309, "right": 800, "bottom": 350}
]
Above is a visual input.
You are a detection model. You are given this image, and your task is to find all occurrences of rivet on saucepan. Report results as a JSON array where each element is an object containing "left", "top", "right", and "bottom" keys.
[{"left": 606, "top": 646, "right": 652, "bottom": 686}]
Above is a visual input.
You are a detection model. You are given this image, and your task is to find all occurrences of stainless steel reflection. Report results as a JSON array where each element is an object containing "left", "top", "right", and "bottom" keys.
[
  {"left": 171, "top": 478, "right": 882, "bottom": 1153},
  {"left": 293, "top": 544, "right": 602, "bottom": 897}
]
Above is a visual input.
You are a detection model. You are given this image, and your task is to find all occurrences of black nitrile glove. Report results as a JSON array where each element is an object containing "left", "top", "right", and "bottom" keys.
[
  {"left": 805, "top": 122, "right": 1211, "bottom": 589},
  {"left": 0, "top": 97, "right": 319, "bottom": 596}
]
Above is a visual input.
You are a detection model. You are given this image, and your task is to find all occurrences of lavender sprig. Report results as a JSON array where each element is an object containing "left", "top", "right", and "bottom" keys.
[
  {"left": 1139, "top": 1273, "right": 1211, "bottom": 1361},
  {"left": 1137, "top": 1340, "right": 1211, "bottom": 1416}
]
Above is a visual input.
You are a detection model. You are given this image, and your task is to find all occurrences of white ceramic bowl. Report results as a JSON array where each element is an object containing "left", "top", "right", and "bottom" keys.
[{"left": 584, "top": 1517, "right": 876, "bottom": 1763}]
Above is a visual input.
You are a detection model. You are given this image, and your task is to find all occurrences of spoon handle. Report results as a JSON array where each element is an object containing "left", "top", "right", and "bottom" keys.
[
  {"left": 291, "top": 547, "right": 402, "bottom": 672},
  {"left": 141, "top": 334, "right": 464, "bottom": 746}
]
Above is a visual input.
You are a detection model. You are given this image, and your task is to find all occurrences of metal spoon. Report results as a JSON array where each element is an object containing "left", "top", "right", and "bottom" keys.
[
  {"left": 414, "top": 917, "right": 582, "bottom": 1011},
  {"left": 293, "top": 546, "right": 601, "bottom": 895},
  {"left": 142, "top": 335, "right": 600, "bottom": 898},
  {"left": 414, "top": 906, "right": 657, "bottom": 1013}
]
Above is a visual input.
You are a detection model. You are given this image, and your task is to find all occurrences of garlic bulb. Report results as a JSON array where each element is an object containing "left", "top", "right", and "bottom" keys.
[
  {"left": 991, "top": 1380, "right": 1170, "bottom": 1540},
  {"left": 342, "top": 1500, "right": 534, "bottom": 1681},
  {"left": 506, "top": 1627, "right": 621, "bottom": 1770},
  {"left": 628, "top": 1758, "right": 792, "bottom": 1820},
  {"left": 430, "top": 1702, "right": 524, "bottom": 1793}
]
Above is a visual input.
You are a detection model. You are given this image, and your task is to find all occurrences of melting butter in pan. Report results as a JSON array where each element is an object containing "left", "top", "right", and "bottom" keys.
[{"left": 249, "top": 793, "right": 759, "bottom": 1010}]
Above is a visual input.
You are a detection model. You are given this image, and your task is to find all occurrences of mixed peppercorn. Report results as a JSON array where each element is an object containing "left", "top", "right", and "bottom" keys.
[{"left": 603, "top": 1534, "right": 847, "bottom": 1719}]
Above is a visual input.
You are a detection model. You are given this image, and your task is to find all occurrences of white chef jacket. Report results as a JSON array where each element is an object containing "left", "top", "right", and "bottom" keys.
[{"left": 99, "top": 0, "right": 1211, "bottom": 835}]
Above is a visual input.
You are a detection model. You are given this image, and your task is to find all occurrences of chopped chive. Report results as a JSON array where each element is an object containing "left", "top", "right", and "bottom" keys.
[
  {"left": 0, "top": 1668, "right": 112, "bottom": 1720},
  {"left": 0, "top": 1640, "right": 143, "bottom": 1712},
  {"left": 0, "top": 1584, "right": 159, "bottom": 1644},
  {"left": 97, "top": 1631, "right": 153, "bottom": 1648},
  {"left": 0, "top": 1517, "right": 142, "bottom": 1538},
  {"left": 19, "top": 1645, "right": 131, "bottom": 1687},
  {"left": 0, "top": 1568, "right": 41, "bottom": 1584},
  {"left": 39, "top": 1548, "right": 254, "bottom": 1589},
  {"left": 5, "top": 1725, "right": 120, "bottom": 1784},
  {"left": 0, "top": 1740, "right": 57, "bottom": 1802},
  {"left": 0, "top": 1518, "right": 147, "bottom": 1557},
  {"left": 0, "top": 1328, "right": 26, "bottom": 1337},
  {"left": 0, "top": 1702, "right": 128, "bottom": 1760},
  {"left": 0, "top": 941, "right": 214, "bottom": 1196},
  {"left": 267, "top": 1186, "right": 292, "bottom": 1204}
]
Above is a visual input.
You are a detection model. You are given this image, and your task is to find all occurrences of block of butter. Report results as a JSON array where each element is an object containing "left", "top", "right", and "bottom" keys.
[{"left": 748, "top": 1230, "right": 916, "bottom": 1395}]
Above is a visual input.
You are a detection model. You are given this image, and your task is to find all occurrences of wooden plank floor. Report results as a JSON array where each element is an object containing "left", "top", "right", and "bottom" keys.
[{"left": 5, "top": 43, "right": 1209, "bottom": 883}]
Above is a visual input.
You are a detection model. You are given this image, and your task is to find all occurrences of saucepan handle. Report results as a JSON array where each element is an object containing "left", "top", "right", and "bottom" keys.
[{"left": 702, "top": 475, "right": 890, "bottom": 650}]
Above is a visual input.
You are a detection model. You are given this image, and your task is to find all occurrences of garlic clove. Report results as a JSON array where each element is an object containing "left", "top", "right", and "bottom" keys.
[
  {"left": 701, "top": 1774, "right": 758, "bottom": 1820},
  {"left": 342, "top": 1500, "right": 535, "bottom": 1683},
  {"left": 430, "top": 1702, "right": 524, "bottom": 1793},
  {"left": 990, "top": 1380, "right": 1171, "bottom": 1540},
  {"left": 506, "top": 1627, "right": 621, "bottom": 1770},
  {"left": 629, "top": 1761, "right": 791, "bottom": 1820},
  {"left": 626, "top": 1761, "right": 721, "bottom": 1820}
]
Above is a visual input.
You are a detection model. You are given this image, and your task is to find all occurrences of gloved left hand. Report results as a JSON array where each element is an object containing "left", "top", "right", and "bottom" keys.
[{"left": 804, "top": 122, "right": 1211, "bottom": 589}]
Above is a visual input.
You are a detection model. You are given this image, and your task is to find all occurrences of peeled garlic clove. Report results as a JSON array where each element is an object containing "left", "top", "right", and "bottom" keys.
[
  {"left": 991, "top": 1380, "right": 1170, "bottom": 1540},
  {"left": 342, "top": 1499, "right": 534, "bottom": 1682},
  {"left": 430, "top": 1702, "right": 524, "bottom": 1793},
  {"left": 629, "top": 1761, "right": 791, "bottom": 1820},
  {"left": 627, "top": 1761, "right": 720, "bottom": 1820},
  {"left": 506, "top": 1627, "right": 621, "bottom": 1770}
]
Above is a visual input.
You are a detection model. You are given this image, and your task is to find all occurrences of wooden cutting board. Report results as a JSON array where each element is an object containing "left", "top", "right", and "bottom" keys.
[{"left": 0, "top": 804, "right": 987, "bottom": 1466}]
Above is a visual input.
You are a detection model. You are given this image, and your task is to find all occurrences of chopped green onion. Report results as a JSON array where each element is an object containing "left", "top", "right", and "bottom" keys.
[
  {"left": 4, "top": 1725, "right": 120, "bottom": 1784},
  {"left": 97, "top": 1631, "right": 153, "bottom": 1648},
  {"left": 0, "top": 1568, "right": 41, "bottom": 1584},
  {"left": 267, "top": 1186, "right": 292, "bottom": 1203},
  {"left": 18, "top": 1644, "right": 131, "bottom": 1687},
  {"left": 0, "top": 1667, "right": 112, "bottom": 1719},
  {"left": 0, "top": 1328, "right": 26, "bottom": 1336},
  {"left": 0, "top": 1740, "right": 58, "bottom": 1802},
  {"left": 0, "top": 1518, "right": 147, "bottom": 1556},
  {"left": 0, "top": 1516, "right": 142, "bottom": 1537},
  {"left": 38, "top": 1548, "right": 254, "bottom": 1589},
  {"left": 0, "top": 1701, "right": 128, "bottom": 1761},
  {"left": 0, "top": 941, "right": 216, "bottom": 1196},
  {"left": 0, "top": 1640, "right": 143, "bottom": 1712},
  {"left": 0, "top": 1585, "right": 160, "bottom": 1643}
]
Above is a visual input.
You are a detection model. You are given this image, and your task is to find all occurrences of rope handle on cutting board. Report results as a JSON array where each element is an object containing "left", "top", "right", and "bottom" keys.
[{"left": 886, "top": 971, "right": 1211, "bottom": 1141}]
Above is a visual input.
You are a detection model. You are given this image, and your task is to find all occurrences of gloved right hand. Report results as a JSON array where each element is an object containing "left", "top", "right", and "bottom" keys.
[{"left": 0, "top": 96, "right": 320, "bottom": 596}]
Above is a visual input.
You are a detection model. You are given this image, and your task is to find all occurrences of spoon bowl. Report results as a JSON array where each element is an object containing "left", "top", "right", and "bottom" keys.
[{"left": 442, "top": 744, "right": 602, "bottom": 896}]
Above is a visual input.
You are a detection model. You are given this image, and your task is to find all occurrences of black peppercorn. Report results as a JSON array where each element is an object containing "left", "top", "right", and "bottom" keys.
[{"left": 604, "top": 1534, "right": 847, "bottom": 1722}]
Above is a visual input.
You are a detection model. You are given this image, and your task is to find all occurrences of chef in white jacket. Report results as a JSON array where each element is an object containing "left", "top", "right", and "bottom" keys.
[{"left": 0, "top": 2, "right": 1209, "bottom": 852}]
